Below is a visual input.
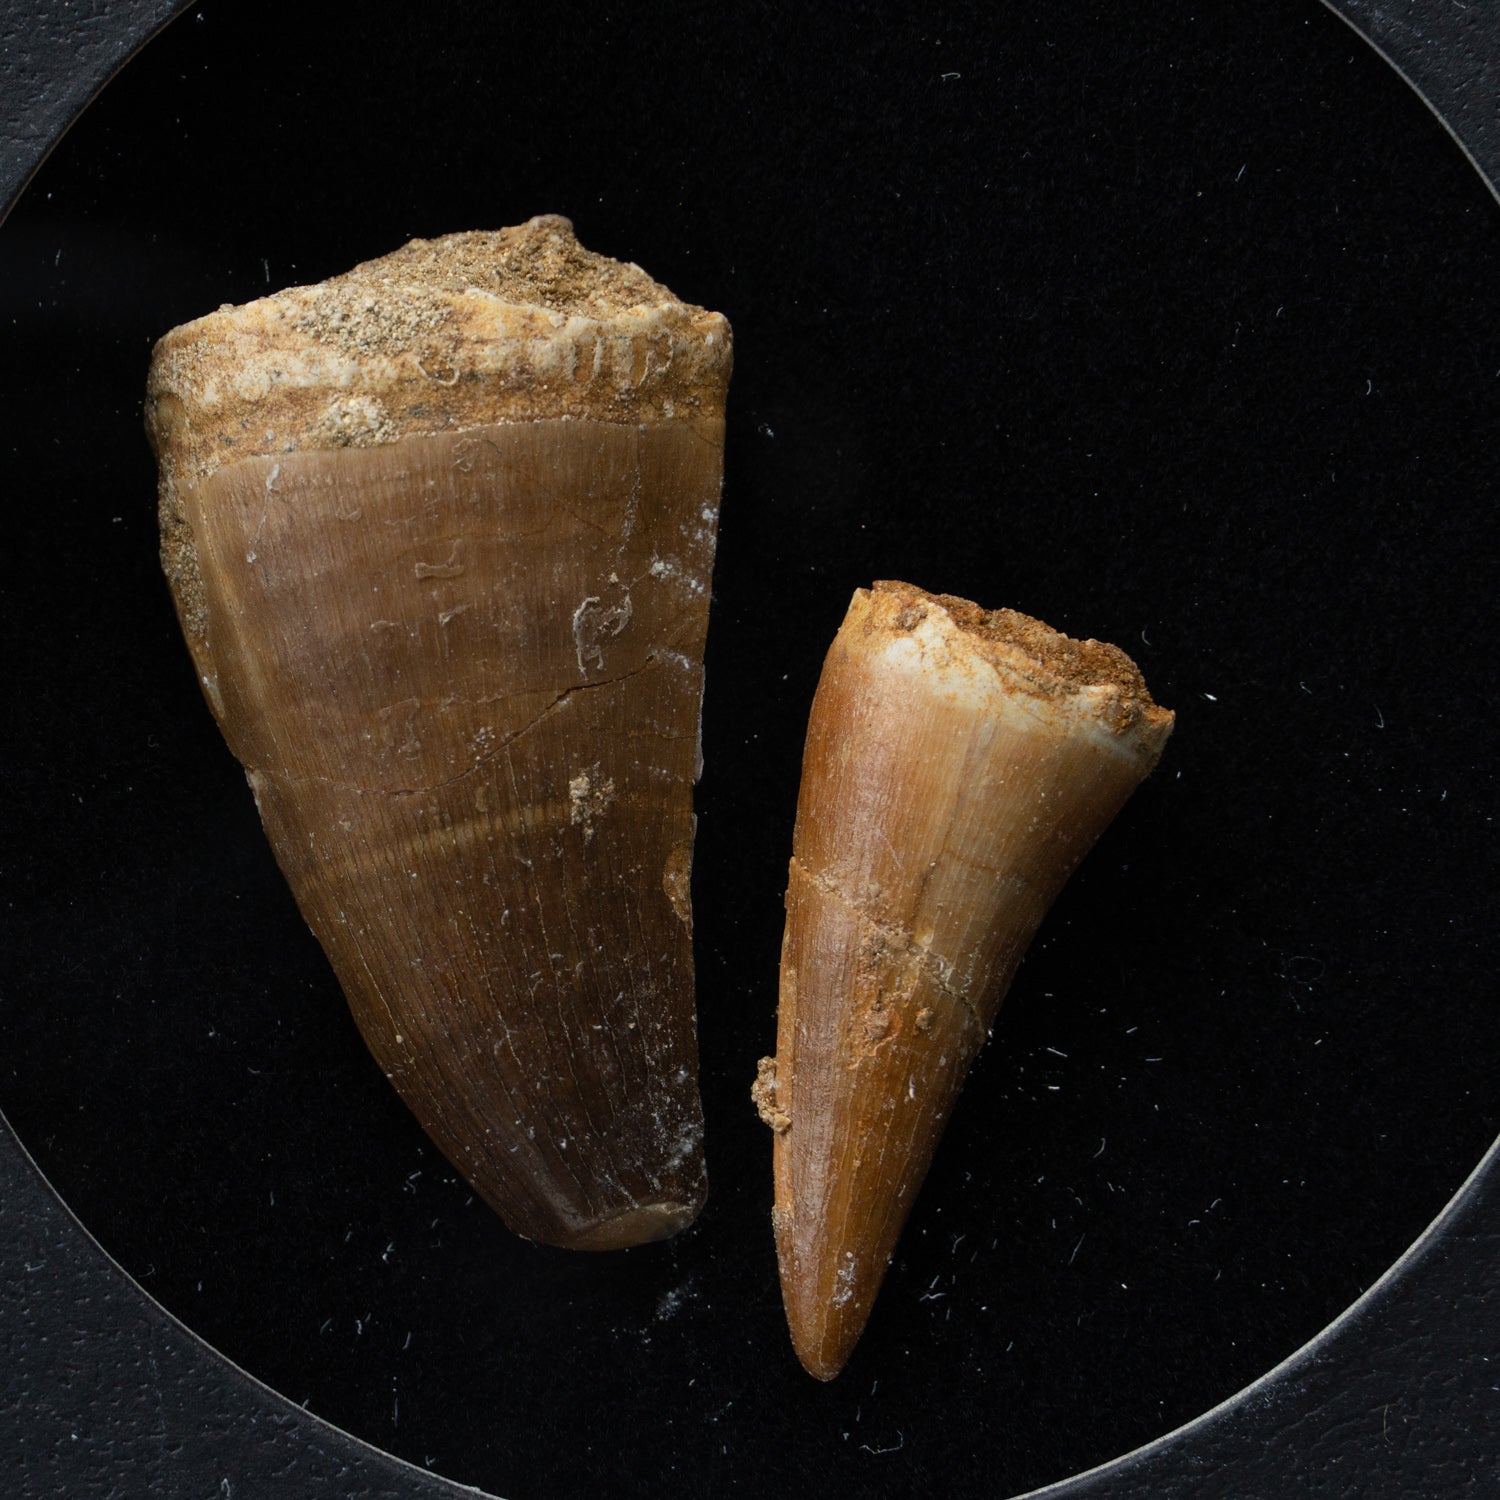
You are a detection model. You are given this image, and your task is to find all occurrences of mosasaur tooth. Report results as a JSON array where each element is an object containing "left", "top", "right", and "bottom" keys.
[
  {"left": 756, "top": 580, "right": 1173, "bottom": 1375},
  {"left": 147, "top": 215, "right": 731, "bottom": 1250}
]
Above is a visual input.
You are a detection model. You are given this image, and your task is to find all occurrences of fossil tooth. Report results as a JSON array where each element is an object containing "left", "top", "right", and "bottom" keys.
[
  {"left": 146, "top": 216, "right": 731, "bottom": 1250},
  {"left": 757, "top": 581, "right": 1173, "bottom": 1376}
]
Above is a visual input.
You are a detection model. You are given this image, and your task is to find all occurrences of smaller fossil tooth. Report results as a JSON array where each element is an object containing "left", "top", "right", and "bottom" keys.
[{"left": 759, "top": 580, "right": 1174, "bottom": 1379}]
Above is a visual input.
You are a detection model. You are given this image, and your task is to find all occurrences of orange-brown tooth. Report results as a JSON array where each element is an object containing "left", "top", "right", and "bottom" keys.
[
  {"left": 757, "top": 580, "right": 1173, "bottom": 1376},
  {"left": 147, "top": 216, "right": 731, "bottom": 1250}
]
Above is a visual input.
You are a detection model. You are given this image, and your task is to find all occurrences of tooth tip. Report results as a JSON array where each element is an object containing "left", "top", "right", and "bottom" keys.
[
  {"left": 556, "top": 1197, "right": 703, "bottom": 1252},
  {"left": 786, "top": 1302, "right": 863, "bottom": 1382},
  {"left": 775, "top": 1207, "right": 884, "bottom": 1382},
  {"left": 796, "top": 1349, "right": 848, "bottom": 1383}
]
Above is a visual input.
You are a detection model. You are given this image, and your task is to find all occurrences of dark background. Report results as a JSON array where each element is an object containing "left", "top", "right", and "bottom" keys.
[{"left": 1, "top": 2, "right": 1496, "bottom": 1496}]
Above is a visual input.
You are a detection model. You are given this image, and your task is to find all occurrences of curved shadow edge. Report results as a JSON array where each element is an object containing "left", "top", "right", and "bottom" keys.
[
  {"left": 0, "top": 0, "right": 190, "bottom": 220},
  {"left": 1319, "top": 0, "right": 1500, "bottom": 206},
  {"left": 0, "top": 1112, "right": 493, "bottom": 1499},
  {"left": 1021, "top": 1132, "right": 1500, "bottom": 1497}
]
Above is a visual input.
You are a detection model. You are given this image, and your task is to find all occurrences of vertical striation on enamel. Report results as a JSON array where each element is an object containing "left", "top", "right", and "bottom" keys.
[
  {"left": 760, "top": 581, "right": 1173, "bottom": 1375},
  {"left": 146, "top": 216, "right": 731, "bottom": 1250}
]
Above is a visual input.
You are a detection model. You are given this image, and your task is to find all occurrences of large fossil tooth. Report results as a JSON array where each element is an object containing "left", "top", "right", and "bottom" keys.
[
  {"left": 146, "top": 216, "right": 731, "bottom": 1250},
  {"left": 755, "top": 581, "right": 1173, "bottom": 1376}
]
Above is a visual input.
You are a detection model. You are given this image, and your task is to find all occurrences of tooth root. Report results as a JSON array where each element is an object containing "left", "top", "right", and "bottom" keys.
[
  {"left": 763, "top": 581, "right": 1173, "bottom": 1376},
  {"left": 147, "top": 216, "right": 732, "bottom": 1249}
]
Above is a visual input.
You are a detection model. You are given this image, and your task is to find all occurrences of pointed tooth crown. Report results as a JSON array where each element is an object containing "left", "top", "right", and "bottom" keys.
[
  {"left": 147, "top": 219, "right": 730, "bottom": 1250},
  {"left": 762, "top": 581, "right": 1172, "bottom": 1376}
]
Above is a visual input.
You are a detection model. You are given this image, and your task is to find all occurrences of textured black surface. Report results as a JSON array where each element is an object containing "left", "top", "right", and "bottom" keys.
[
  {"left": 1, "top": 2, "right": 1497, "bottom": 1497},
  {"left": 1322, "top": 0, "right": 1500, "bottom": 204},
  {"left": 1045, "top": 1139, "right": 1500, "bottom": 1496},
  {"left": 0, "top": 1124, "right": 479, "bottom": 1499},
  {"left": 0, "top": 0, "right": 182, "bottom": 218}
]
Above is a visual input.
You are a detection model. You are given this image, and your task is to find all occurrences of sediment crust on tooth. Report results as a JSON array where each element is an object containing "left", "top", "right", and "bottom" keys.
[
  {"left": 864, "top": 580, "right": 1173, "bottom": 752},
  {"left": 764, "top": 580, "right": 1172, "bottom": 1377},
  {"left": 147, "top": 219, "right": 729, "bottom": 1249},
  {"left": 146, "top": 213, "right": 732, "bottom": 648}
]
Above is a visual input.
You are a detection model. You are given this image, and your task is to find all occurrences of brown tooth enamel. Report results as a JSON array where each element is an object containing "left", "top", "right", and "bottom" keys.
[
  {"left": 146, "top": 215, "right": 731, "bottom": 1250},
  {"left": 757, "top": 580, "right": 1174, "bottom": 1377}
]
